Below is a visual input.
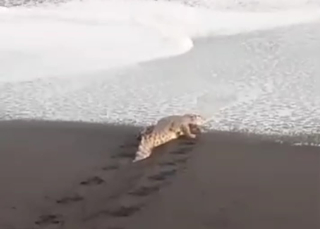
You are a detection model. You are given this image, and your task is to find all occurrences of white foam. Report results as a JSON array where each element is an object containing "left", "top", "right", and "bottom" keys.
[
  {"left": 1, "top": 0, "right": 320, "bottom": 82},
  {"left": 293, "top": 142, "right": 320, "bottom": 147},
  {"left": 1, "top": 0, "right": 320, "bottom": 139},
  {"left": 172, "top": 0, "right": 320, "bottom": 11}
]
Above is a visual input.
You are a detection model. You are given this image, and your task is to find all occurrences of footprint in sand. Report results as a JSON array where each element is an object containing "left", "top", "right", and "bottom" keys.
[
  {"left": 94, "top": 204, "right": 143, "bottom": 218},
  {"left": 56, "top": 194, "right": 84, "bottom": 204},
  {"left": 80, "top": 176, "right": 105, "bottom": 186},
  {"left": 35, "top": 214, "right": 64, "bottom": 227},
  {"left": 79, "top": 134, "right": 198, "bottom": 225}
]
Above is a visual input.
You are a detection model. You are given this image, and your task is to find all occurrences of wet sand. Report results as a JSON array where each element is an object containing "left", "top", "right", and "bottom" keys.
[{"left": 0, "top": 120, "right": 319, "bottom": 229}]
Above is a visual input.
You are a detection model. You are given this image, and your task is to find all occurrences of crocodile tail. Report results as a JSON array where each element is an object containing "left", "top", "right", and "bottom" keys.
[{"left": 133, "top": 137, "right": 153, "bottom": 162}]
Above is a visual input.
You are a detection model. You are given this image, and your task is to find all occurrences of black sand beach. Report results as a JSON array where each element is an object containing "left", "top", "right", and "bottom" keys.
[{"left": 0, "top": 120, "right": 319, "bottom": 229}]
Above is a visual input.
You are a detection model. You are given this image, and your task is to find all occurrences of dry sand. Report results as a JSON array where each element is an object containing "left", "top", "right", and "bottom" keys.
[{"left": 0, "top": 120, "right": 319, "bottom": 229}]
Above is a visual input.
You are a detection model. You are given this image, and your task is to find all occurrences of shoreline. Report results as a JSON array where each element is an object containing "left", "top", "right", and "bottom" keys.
[{"left": 2, "top": 118, "right": 320, "bottom": 145}]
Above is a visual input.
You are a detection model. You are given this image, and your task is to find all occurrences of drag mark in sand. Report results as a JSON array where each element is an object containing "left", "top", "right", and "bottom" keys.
[
  {"left": 81, "top": 131, "right": 199, "bottom": 227},
  {"left": 32, "top": 129, "right": 200, "bottom": 229}
]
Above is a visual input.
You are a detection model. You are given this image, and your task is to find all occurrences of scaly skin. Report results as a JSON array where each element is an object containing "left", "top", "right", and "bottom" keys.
[{"left": 133, "top": 114, "right": 205, "bottom": 162}]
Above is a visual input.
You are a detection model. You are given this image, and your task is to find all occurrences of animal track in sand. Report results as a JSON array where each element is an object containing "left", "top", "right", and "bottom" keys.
[
  {"left": 35, "top": 214, "right": 63, "bottom": 227},
  {"left": 96, "top": 205, "right": 143, "bottom": 218},
  {"left": 56, "top": 194, "right": 84, "bottom": 204},
  {"left": 80, "top": 176, "right": 105, "bottom": 186}
]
